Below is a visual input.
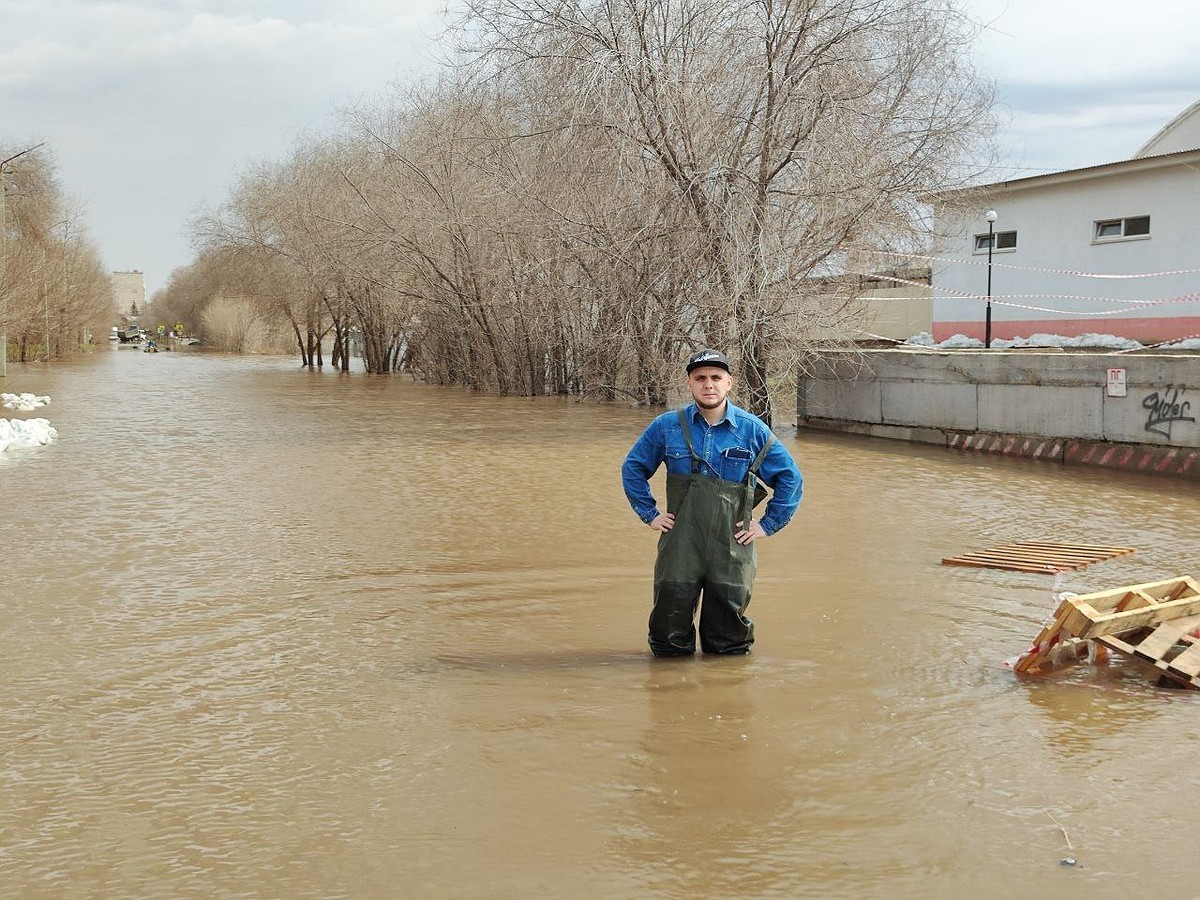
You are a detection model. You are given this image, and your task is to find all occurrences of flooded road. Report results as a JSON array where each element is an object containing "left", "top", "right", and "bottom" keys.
[{"left": 2, "top": 347, "right": 1198, "bottom": 898}]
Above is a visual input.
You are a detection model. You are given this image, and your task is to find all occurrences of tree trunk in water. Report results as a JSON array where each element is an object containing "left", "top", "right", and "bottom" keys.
[
  {"left": 292, "top": 322, "right": 311, "bottom": 367},
  {"left": 741, "top": 357, "right": 771, "bottom": 427},
  {"left": 740, "top": 323, "right": 773, "bottom": 429}
]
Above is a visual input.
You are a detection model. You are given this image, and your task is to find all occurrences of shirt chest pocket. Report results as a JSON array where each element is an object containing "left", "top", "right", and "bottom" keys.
[
  {"left": 720, "top": 446, "right": 753, "bottom": 482},
  {"left": 665, "top": 442, "right": 693, "bottom": 475}
]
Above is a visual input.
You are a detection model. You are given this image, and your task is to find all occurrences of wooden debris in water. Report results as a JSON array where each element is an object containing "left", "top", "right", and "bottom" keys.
[
  {"left": 1013, "top": 576, "right": 1200, "bottom": 689},
  {"left": 942, "top": 540, "right": 1136, "bottom": 574}
]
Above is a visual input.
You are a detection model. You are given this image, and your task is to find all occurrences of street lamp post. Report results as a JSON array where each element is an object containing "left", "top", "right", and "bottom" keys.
[{"left": 984, "top": 209, "right": 997, "bottom": 349}]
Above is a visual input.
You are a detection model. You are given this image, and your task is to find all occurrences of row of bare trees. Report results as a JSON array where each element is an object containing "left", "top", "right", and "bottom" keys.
[
  {"left": 1, "top": 146, "right": 114, "bottom": 363},
  {"left": 158, "top": 0, "right": 994, "bottom": 421}
]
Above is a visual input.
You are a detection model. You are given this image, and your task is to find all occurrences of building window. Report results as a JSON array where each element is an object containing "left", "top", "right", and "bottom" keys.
[
  {"left": 1094, "top": 215, "right": 1150, "bottom": 241},
  {"left": 973, "top": 230, "right": 1017, "bottom": 253}
]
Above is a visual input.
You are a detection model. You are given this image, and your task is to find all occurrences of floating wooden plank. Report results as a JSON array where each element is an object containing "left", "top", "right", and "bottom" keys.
[
  {"left": 943, "top": 540, "right": 1138, "bottom": 574},
  {"left": 1014, "top": 576, "right": 1200, "bottom": 684}
]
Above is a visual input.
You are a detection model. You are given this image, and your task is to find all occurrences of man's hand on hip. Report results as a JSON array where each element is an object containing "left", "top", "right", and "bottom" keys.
[{"left": 734, "top": 520, "right": 766, "bottom": 545}]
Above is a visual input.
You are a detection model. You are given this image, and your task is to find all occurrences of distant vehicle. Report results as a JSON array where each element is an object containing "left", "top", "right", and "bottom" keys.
[{"left": 116, "top": 325, "right": 142, "bottom": 343}]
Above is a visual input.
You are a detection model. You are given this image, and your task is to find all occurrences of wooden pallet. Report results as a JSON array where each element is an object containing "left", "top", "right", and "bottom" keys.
[
  {"left": 1013, "top": 576, "right": 1200, "bottom": 687},
  {"left": 942, "top": 540, "right": 1137, "bottom": 574},
  {"left": 1095, "top": 619, "right": 1200, "bottom": 689}
]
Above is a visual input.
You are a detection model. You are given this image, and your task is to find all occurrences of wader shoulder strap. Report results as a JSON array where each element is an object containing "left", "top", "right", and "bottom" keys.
[
  {"left": 675, "top": 407, "right": 705, "bottom": 473},
  {"left": 742, "top": 433, "right": 776, "bottom": 522},
  {"left": 675, "top": 407, "right": 695, "bottom": 454},
  {"left": 748, "top": 434, "right": 775, "bottom": 478}
]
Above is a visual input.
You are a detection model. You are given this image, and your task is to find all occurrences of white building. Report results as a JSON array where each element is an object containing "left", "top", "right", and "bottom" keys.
[
  {"left": 111, "top": 270, "right": 145, "bottom": 320},
  {"left": 930, "top": 101, "right": 1200, "bottom": 344}
]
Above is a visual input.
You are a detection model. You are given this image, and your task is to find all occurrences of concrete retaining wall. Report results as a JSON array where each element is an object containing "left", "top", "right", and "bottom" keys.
[{"left": 796, "top": 350, "right": 1199, "bottom": 478}]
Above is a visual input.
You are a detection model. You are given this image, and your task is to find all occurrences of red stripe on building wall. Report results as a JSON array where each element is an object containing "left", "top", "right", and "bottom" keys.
[{"left": 932, "top": 315, "right": 1200, "bottom": 344}]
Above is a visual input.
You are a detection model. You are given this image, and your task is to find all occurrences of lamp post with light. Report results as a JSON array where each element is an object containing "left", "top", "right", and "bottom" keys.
[{"left": 984, "top": 209, "right": 997, "bottom": 349}]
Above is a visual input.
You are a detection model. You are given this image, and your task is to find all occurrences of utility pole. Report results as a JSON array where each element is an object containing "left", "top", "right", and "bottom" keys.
[{"left": 1, "top": 143, "right": 46, "bottom": 377}]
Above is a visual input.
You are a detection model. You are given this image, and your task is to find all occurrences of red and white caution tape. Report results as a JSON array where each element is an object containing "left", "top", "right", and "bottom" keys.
[{"left": 851, "top": 247, "right": 1200, "bottom": 280}]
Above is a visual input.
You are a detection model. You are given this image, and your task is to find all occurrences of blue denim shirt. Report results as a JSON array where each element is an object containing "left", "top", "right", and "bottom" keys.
[{"left": 621, "top": 402, "right": 803, "bottom": 536}]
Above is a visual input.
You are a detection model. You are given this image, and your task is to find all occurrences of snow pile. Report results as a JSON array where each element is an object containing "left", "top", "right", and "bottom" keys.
[
  {"left": 0, "top": 417, "right": 57, "bottom": 453},
  {"left": 902, "top": 332, "right": 1150, "bottom": 351},
  {"left": 2, "top": 392, "right": 51, "bottom": 411},
  {"left": 1, "top": 393, "right": 57, "bottom": 454}
]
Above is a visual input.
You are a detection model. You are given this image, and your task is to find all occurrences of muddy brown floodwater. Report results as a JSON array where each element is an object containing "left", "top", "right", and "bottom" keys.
[{"left": 1, "top": 347, "right": 1198, "bottom": 899}]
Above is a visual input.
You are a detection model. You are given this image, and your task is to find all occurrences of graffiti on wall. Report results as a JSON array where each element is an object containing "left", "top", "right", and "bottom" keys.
[{"left": 1142, "top": 386, "right": 1195, "bottom": 439}]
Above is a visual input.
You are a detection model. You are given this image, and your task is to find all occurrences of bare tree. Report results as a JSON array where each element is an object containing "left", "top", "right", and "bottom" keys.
[
  {"left": 453, "top": 0, "right": 993, "bottom": 421},
  {"left": 334, "top": 75, "right": 706, "bottom": 401},
  {"left": 200, "top": 294, "right": 265, "bottom": 353},
  {"left": 177, "top": 0, "right": 992, "bottom": 415},
  {"left": 1, "top": 145, "right": 112, "bottom": 362}
]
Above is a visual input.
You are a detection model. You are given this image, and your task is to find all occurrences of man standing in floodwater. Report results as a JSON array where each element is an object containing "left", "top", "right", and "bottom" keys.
[{"left": 621, "top": 349, "right": 803, "bottom": 656}]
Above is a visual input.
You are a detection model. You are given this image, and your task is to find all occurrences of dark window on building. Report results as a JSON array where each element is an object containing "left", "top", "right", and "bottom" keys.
[
  {"left": 974, "top": 230, "right": 1017, "bottom": 253},
  {"left": 1123, "top": 215, "right": 1150, "bottom": 236},
  {"left": 1094, "top": 216, "right": 1150, "bottom": 240}
]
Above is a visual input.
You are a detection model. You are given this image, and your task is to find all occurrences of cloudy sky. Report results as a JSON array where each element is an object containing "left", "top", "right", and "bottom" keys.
[{"left": 2, "top": 0, "right": 1197, "bottom": 300}]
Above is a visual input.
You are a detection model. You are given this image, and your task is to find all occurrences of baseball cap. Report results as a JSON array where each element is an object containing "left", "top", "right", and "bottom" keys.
[{"left": 685, "top": 348, "right": 731, "bottom": 374}]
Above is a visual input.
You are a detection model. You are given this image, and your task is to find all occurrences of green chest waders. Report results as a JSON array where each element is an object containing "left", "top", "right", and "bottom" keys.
[{"left": 648, "top": 411, "right": 775, "bottom": 656}]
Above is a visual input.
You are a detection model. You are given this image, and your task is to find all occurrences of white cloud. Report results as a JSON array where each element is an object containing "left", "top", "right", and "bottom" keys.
[
  {"left": 1, "top": 0, "right": 446, "bottom": 295},
  {"left": 959, "top": 0, "right": 1199, "bottom": 174},
  {"left": 2, "top": 0, "right": 1195, "bottom": 297},
  {"left": 972, "top": 0, "right": 1198, "bottom": 86},
  {"left": 132, "top": 13, "right": 297, "bottom": 58}
]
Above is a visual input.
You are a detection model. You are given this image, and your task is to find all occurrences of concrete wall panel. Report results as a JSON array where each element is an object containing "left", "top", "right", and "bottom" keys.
[
  {"left": 978, "top": 384, "right": 1104, "bottom": 439},
  {"left": 800, "top": 379, "right": 882, "bottom": 423},
  {"left": 1104, "top": 386, "right": 1200, "bottom": 445},
  {"left": 796, "top": 349, "right": 1198, "bottom": 450},
  {"left": 881, "top": 382, "right": 978, "bottom": 430}
]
